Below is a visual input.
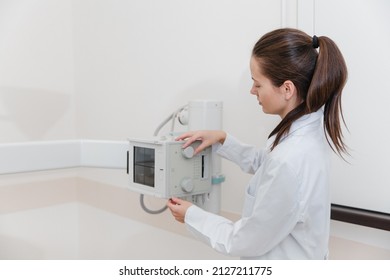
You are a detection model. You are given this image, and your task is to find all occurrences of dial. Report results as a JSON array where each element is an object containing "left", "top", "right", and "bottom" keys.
[
  {"left": 180, "top": 177, "right": 194, "bottom": 193},
  {"left": 182, "top": 146, "right": 195, "bottom": 159}
]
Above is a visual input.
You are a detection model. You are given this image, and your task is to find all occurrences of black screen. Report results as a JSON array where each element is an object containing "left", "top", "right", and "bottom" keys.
[{"left": 133, "top": 146, "right": 155, "bottom": 187}]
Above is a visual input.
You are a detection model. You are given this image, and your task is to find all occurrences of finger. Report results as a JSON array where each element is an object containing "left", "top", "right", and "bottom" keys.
[
  {"left": 166, "top": 201, "right": 174, "bottom": 211},
  {"left": 176, "top": 135, "right": 198, "bottom": 149},
  {"left": 182, "top": 135, "right": 202, "bottom": 149},
  {"left": 170, "top": 197, "right": 184, "bottom": 205},
  {"left": 194, "top": 140, "right": 211, "bottom": 154},
  {"left": 171, "top": 209, "right": 183, "bottom": 220},
  {"left": 167, "top": 198, "right": 175, "bottom": 207},
  {"left": 175, "top": 131, "right": 195, "bottom": 141},
  {"left": 167, "top": 199, "right": 180, "bottom": 213}
]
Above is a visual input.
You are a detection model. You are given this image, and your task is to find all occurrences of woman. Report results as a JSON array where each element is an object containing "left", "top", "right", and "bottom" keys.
[{"left": 167, "top": 28, "right": 348, "bottom": 259}]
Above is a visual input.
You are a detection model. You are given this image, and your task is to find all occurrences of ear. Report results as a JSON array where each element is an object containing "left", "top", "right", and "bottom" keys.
[{"left": 281, "top": 80, "right": 297, "bottom": 101}]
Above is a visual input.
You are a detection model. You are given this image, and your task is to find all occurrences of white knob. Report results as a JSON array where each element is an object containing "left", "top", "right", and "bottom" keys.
[
  {"left": 182, "top": 146, "right": 195, "bottom": 159},
  {"left": 180, "top": 178, "right": 194, "bottom": 193}
]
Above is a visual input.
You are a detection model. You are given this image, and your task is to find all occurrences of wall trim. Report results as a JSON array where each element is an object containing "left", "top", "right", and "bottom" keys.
[
  {"left": 0, "top": 140, "right": 128, "bottom": 174},
  {"left": 2, "top": 140, "right": 389, "bottom": 231},
  {"left": 331, "top": 204, "right": 390, "bottom": 231}
]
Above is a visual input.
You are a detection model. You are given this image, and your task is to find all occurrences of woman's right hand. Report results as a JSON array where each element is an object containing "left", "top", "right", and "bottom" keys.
[{"left": 175, "top": 130, "right": 226, "bottom": 155}]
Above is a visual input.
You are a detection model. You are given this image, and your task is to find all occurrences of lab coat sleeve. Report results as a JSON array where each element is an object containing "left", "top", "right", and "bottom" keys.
[
  {"left": 184, "top": 158, "right": 301, "bottom": 258},
  {"left": 214, "top": 134, "right": 266, "bottom": 174}
]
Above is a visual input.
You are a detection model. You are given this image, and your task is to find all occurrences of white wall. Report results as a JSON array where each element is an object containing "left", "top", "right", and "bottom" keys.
[
  {"left": 315, "top": 0, "right": 390, "bottom": 214},
  {"left": 0, "top": 0, "right": 282, "bottom": 214},
  {"left": 72, "top": 0, "right": 283, "bottom": 214},
  {"left": 0, "top": 0, "right": 389, "bottom": 258},
  {"left": 73, "top": 0, "right": 390, "bottom": 215},
  {"left": 0, "top": 0, "right": 76, "bottom": 142},
  {"left": 295, "top": 0, "right": 390, "bottom": 215},
  {"left": 295, "top": 0, "right": 390, "bottom": 257}
]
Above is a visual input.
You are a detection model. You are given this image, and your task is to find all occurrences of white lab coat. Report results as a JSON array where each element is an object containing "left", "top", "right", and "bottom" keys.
[{"left": 185, "top": 110, "right": 331, "bottom": 259}]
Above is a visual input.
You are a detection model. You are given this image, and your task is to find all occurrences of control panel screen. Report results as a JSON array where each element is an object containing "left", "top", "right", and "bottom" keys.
[{"left": 133, "top": 146, "right": 155, "bottom": 187}]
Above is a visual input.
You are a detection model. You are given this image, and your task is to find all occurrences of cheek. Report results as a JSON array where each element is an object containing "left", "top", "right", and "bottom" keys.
[
  {"left": 260, "top": 91, "right": 279, "bottom": 109},
  {"left": 257, "top": 90, "right": 267, "bottom": 101}
]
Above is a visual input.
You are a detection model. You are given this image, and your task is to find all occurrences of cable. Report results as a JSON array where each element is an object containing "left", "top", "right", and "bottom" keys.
[
  {"left": 170, "top": 105, "right": 188, "bottom": 134},
  {"left": 140, "top": 104, "right": 188, "bottom": 214},
  {"left": 140, "top": 194, "right": 168, "bottom": 214},
  {"left": 153, "top": 112, "right": 175, "bottom": 137},
  {"left": 153, "top": 104, "right": 188, "bottom": 136}
]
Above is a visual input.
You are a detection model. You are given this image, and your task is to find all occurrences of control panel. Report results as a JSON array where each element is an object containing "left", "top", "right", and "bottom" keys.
[{"left": 127, "top": 137, "right": 212, "bottom": 198}]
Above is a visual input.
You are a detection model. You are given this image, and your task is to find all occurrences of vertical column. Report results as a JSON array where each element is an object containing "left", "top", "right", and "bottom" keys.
[
  {"left": 281, "top": 0, "right": 298, "bottom": 28},
  {"left": 296, "top": 0, "right": 315, "bottom": 34},
  {"left": 188, "top": 100, "right": 223, "bottom": 214}
]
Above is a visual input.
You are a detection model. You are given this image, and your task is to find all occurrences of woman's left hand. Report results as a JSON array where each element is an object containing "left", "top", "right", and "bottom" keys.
[{"left": 167, "top": 197, "right": 193, "bottom": 223}]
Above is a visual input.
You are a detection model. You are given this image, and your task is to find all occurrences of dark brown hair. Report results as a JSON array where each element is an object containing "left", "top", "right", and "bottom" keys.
[{"left": 252, "top": 28, "right": 348, "bottom": 157}]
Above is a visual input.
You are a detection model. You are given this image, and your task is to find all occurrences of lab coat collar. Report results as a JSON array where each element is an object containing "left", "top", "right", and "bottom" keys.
[
  {"left": 289, "top": 109, "right": 323, "bottom": 136},
  {"left": 266, "top": 109, "right": 324, "bottom": 149}
]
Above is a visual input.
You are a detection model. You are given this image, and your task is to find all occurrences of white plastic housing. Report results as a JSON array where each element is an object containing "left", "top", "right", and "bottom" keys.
[
  {"left": 188, "top": 100, "right": 223, "bottom": 213},
  {"left": 128, "top": 138, "right": 212, "bottom": 198}
]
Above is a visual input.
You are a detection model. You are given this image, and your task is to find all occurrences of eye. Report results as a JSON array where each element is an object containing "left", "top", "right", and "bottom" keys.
[{"left": 251, "top": 77, "right": 261, "bottom": 88}]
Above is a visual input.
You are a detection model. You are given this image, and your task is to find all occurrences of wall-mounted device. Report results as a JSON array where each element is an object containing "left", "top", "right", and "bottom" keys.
[{"left": 128, "top": 137, "right": 212, "bottom": 198}]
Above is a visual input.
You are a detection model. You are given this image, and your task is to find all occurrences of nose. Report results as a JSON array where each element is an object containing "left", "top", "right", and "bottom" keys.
[{"left": 250, "top": 84, "right": 257, "bottom": 96}]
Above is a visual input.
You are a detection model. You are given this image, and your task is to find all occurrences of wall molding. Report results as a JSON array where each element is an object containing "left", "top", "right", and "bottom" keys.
[
  {"left": 0, "top": 140, "right": 128, "bottom": 174},
  {"left": 331, "top": 204, "right": 390, "bottom": 232},
  {"left": 281, "top": 0, "right": 298, "bottom": 28},
  {"left": 296, "top": 0, "right": 315, "bottom": 34},
  {"left": 1, "top": 139, "right": 389, "bottom": 231}
]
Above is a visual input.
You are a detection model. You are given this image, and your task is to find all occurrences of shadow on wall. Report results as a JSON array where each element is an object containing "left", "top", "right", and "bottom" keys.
[{"left": 0, "top": 87, "right": 72, "bottom": 141}]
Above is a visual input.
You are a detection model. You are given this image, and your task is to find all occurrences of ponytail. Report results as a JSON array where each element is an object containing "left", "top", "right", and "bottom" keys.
[
  {"left": 252, "top": 28, "right": 348, "bottom": 157},
  {"left": 308, "top": 36, "right": 348, "bottom": 156}
]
